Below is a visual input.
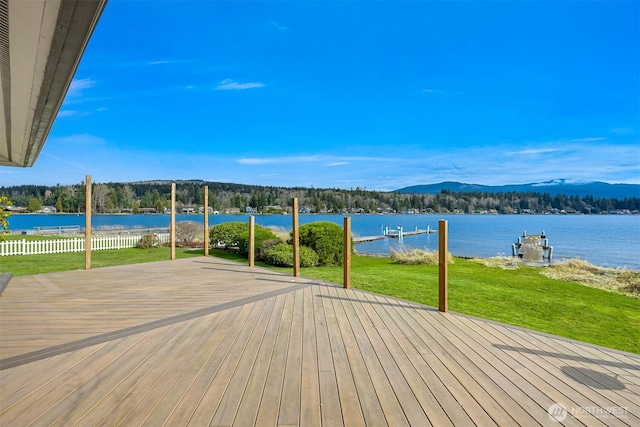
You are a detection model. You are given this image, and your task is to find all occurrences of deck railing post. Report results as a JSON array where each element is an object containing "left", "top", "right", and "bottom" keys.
[
  {"left": 204, "top": 186, "right": 209, "bottom": 257},
  {"left": 85, "top": 175, "right": 91, "bottom": 270},
  {"left": 248, "top": 215, "right": 255, "bottom": 267},
  {"left": 438, "top": 219, "right": 448, "bottom": 312},
  {"left": 170, "top": 183, "right": 176, "bottom": 260},
  {"left": 292, "top": 198, "right": 300, "bottom": 277},
  {"left": 343, "top": 217, "right": 351, "bottom": 289}
]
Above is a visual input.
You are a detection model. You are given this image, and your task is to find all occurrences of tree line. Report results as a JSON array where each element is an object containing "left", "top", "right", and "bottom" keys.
[{"left": 1, "top": 180, "right": 638, "bottom": 214}]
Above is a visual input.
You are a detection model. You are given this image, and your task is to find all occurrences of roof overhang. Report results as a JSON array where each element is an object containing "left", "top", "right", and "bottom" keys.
[{"left": 0, "top": 0, "right": 107, "bottom": 168}]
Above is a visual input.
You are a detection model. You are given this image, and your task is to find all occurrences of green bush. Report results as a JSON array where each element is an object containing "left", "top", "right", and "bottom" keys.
[
  {"left": 265, "top": 243, "right": 319, "bottom": 267},
  {"left": 295, "top": 221, "right": 346, "bottom": 266},
  {"left": 259, "top": 239, "right": 283, "bottom": 260},
  {"left": 209, "top": 222, "right": 246, "bottom": 249},
  {"left": 238, "top": 225, "right": 281, "bottom": 259}
]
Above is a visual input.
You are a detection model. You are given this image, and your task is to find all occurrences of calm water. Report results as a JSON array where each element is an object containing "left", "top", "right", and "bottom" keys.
[{"left": 7, "top": 213, "right": 640, "bottom": 270}]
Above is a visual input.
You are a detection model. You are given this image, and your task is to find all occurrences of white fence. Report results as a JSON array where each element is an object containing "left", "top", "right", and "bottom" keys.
[{"left": 0, "top": 233, "right": 171, "bottom": 256}]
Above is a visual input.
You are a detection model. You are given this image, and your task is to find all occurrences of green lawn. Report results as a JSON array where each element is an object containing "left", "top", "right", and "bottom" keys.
[
  {"left": 2, "top": 234, "right": 74, "bottom": 241},
  {"left": 211, "top": 250, "right": 640, "bottom": 354},
  {"left": 1, "top": 247, "right": 203, "bottom": 275}
]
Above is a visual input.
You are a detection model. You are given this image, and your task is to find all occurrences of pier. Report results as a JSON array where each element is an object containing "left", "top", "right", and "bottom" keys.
[
  {"left": 353, "top": 225, "right": 436, "bottom": 244},
  {"left": 512, "top": 230, "right": 553, "bottom": 263}
]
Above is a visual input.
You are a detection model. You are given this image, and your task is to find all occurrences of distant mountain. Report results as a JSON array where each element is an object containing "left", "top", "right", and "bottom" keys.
[{"left": 396, "top": 180, "right": 640, "bottom": 200}]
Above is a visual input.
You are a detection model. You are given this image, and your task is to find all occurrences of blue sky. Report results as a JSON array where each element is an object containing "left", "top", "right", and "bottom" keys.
[{"left": 3, "top": 0, "right": 639, "bottom": 190}]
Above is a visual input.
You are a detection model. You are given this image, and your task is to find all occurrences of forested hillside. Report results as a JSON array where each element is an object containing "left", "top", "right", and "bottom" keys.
[{"left": 1, "top": 180, "right": 638, "bottom": 214}]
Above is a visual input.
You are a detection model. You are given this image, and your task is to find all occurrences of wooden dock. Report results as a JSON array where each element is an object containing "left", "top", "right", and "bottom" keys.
[
  {"left": 353, "top": 235, "right": 386, "bottom": 244},
  {"left": 385, "top": 229, "right": 433, "bottom": 238},
  {"left": 354, "top": 227, "right": 436, "bottom": 244},
  {"left": 1, "top": 257, "right": 638, "bottom": 426},
  {"left": 513, "top": 231, "right": 553, "bottom": 263}
]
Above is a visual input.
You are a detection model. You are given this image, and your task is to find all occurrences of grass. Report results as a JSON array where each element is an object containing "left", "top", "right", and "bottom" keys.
[
  {"left": 211, "top": 249, "right": 640, "bottom": 354},
  {"left": 1, "top": 247, "right": 203, "bottom": 275},
  {"left": 2, "top": 234, "right": 75, "bottom": 241}
]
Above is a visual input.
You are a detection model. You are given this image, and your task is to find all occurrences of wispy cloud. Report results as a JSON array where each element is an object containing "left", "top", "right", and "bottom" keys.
[
  {"left": 270, "top": 21, "right": 288, "bottom": 31},
  {"left": 507, "top": 148, "right": 561, "bottom": 156},
  {"left": 569, "top": 137, "right": 606, "bottom": 143},
  {"left": 383, "top": 141, "right": 640, "bottom": 188},
  {"left": 66, "top": 78, "right": 96, "bottom": 98},
  {"left": 41, "top": 153, "right": 90, "bottom": 171},
  {"left": 612, "top": 128, "right": 636, "bottom": 135},
  {"left": 49, "top": 133, "right": 106, "bottom": 146},
  {"left": 423, "top": 88, "right": 464, "bottom": 95},
  {"left": 148, "top": 58, "right": 197, "bottom": 66},
  {"left": 56, "top": 110, "right": 79, "bottom": 118},
  {"left": 215, "top": 79, "right": 265, "bottom": 90},
  {"left": 237, "top": 155, "right": 397, "bottom": 166},
  {"left": 238, "top": 155, "right": 322, "bottom": 165}
]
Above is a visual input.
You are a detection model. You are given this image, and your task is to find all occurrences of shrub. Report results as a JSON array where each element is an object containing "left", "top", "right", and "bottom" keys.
[
  {"left": 0, "top": 195, "right": 11, "bottom": 239},
  {"left": 259, "top": 239, "right": 283, "bottom": 260},
  {"left": 390, "top": 248, "right": 454, "bottom": 265},
  {"left": 265, "top": 243, "right": 319, "bottom": 267},
  {"left": 296, "top": 221, "right": 346, "bottom": 266},
  {"left": 238, "top": 225, "right": 281, "bottom": 259},
  {"left": 176, "top": 221, "right": 203, "bottom": 243},
  {"left": 137, "top": 233, "right": 160, "bottom": 249},
  {"left": 209, "top": 222, "right": 246, "bottom": 249}
]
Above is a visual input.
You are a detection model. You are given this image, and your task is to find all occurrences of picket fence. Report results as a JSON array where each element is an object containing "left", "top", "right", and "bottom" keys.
[{"left": 0, "top": 233, "right": 171, "bottom": 256}]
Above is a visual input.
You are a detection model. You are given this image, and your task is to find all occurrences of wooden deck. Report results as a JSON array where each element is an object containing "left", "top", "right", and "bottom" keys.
[{"left": 1, "top": 257, "right": 638, "bottom": 426}]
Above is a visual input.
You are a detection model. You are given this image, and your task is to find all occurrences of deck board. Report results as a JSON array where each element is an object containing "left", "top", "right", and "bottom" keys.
[
  {"left": 277, "top": 287, "right": 304, "bottom": 426},
  {"left": 1, "top": 256, "right": 638, "bottom": 426},
  {"left": 319, "top": 285, "right": 368, "bottom": 427},
  {"left": 333, "top": 286, "right": 410, "bottom": 426}
]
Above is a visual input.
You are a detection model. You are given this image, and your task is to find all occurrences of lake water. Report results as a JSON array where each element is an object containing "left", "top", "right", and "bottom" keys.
[{"left": 7, "top": 213, "right": 640, "bottom": 270}]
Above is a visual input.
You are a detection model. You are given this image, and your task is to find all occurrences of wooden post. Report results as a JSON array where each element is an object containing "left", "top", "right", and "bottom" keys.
[
  {"left": 203, "top": 186, "right": 209, "bottom": 257},
  {"left": 84, "top": 175, "right": 91, "bottom": 270},
  {"left": 292, "top": 197, "right": 300, "bottom": 277},
  {"left": 170, "top": 183, "right": 176, "bottom": 260},
  {"left": 438, "top": 219, "right": 448, "bottom": 312},
  {"left": 248, "top": 215, "right": 255, "bottom": 267},
  {"left": 343, "top": 217, "right": 351, "bottom": 289}
]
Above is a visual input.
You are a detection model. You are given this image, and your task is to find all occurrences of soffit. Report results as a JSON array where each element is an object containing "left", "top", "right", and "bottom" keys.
[{"left": 0, "top": 0, "right": 107, "bottom": 168}]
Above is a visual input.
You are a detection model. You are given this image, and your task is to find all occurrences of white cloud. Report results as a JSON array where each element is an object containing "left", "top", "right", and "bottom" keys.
[
  {"left": 237, "top": 154, "right": 398, "bottom": 166},
  {"left": 148, "top": 59, "right": 197, "bottom": 66},
  {"left": 423, "top": 88, "right": 464, "bottom": 95},
  {"left": 56, "top": 110, "right": 78, "bottom": 118},
  {"left": 66, "top": 78, "right": 96, "bottom": 98},
  {"left": 40, "top": 153, "right": 89, "bottom": 171},
  {"left": 507, "top": 148, "right": 561, "bottom": 156},
  {"left": 612, "top": 128, "right": 636, "bottom": 135},
  {"left": 270, "top": 21, "right": 288, "bottom": 31},
  {"left": 215, "top": 79, "right": 265, "bottom": 90},
  {"left": 569, "top": 137, "right": 606, "bottom": 143},
  {"left": 237, "top": 155, "right": 322, "bottom": 165},
  {"left": 49, "top": 133, "right": 107, "bottom": 146}
]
